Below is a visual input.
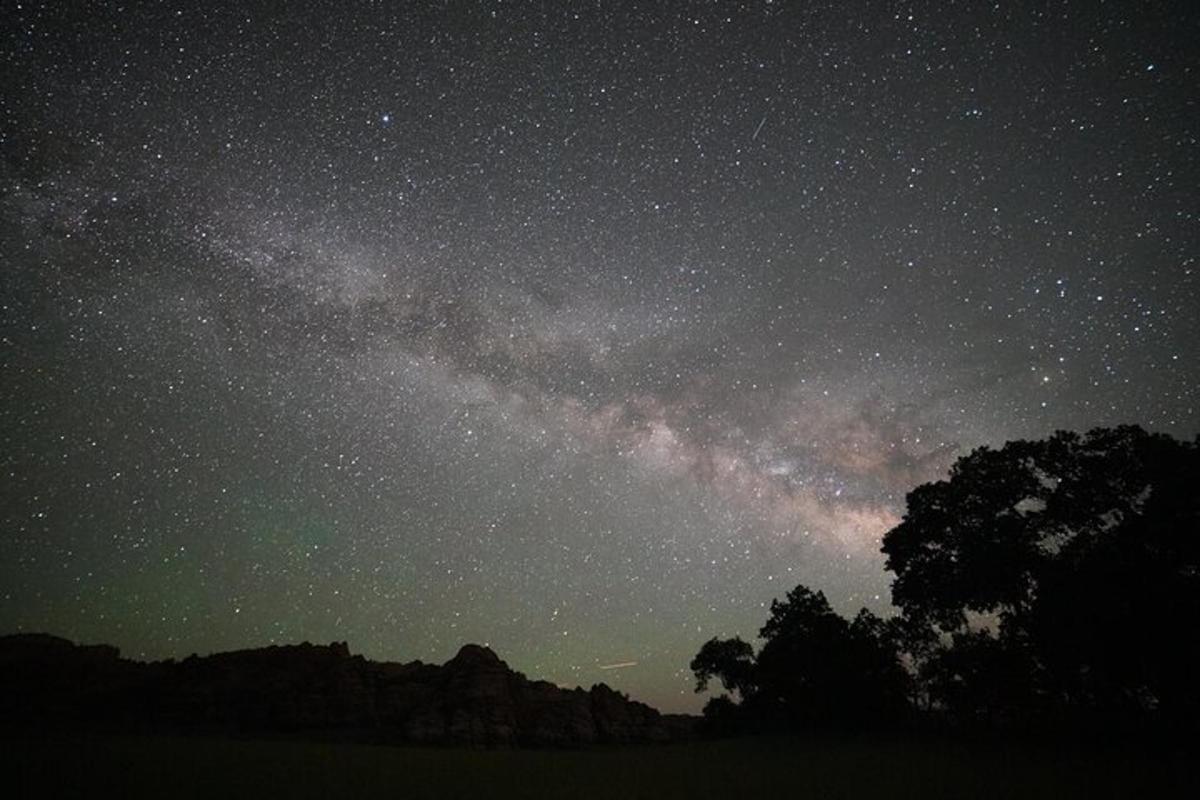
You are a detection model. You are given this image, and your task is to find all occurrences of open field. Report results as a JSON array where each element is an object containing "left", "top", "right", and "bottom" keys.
[{"left": 3, "top": 733, "right": 1194, "bottom": 799}]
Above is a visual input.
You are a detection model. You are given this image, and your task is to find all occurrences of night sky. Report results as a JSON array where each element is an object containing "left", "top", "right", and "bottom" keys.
[{"left": 2, "top": 2, "right": 1196, "bottom": 712}]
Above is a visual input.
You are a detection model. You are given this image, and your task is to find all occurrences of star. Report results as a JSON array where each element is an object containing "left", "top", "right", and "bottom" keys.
[{"left": 0, "top": 0, "right": 1194, "bottom": 715}]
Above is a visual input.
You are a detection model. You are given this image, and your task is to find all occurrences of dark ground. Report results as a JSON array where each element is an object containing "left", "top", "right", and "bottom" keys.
[{"left": 2, "top": 733, "right": 1194, "bottom": 799}]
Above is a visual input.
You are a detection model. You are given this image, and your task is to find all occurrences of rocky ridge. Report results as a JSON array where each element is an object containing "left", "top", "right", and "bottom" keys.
[{"left": 0, "top": 634, "right": 694, "bottom": 746}]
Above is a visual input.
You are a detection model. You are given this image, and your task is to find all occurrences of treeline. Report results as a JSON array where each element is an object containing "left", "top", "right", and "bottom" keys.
[{"left": 691, "top": 426, "right": 1200, "bottom": 734}]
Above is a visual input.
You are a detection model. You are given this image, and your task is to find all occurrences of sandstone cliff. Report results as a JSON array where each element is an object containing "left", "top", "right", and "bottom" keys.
[{"left": 0, "top": 634, "right": 694, "bottom": 746}]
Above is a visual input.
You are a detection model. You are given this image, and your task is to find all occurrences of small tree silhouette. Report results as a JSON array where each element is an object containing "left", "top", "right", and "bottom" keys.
[
  {"left": 691, "top": 586, "right": 909, "bottom": 731},
  {"left": 690, "top": 636, "right": 756, "bottom": 698}
]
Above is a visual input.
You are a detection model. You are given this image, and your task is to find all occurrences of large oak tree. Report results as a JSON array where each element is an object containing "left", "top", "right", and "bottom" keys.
[{"left": 882, "top": 425, "right": 1199, "bottom": 719}]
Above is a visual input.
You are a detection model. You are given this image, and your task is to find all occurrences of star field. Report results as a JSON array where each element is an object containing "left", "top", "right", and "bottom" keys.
[{"left": 1, "top": 1, "right": 1197, "bottom": 712}]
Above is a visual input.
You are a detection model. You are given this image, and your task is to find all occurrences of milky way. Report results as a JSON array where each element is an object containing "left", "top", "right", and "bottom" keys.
[{"left": 2, "top": 2, "right": 1196, "bottom": 711}]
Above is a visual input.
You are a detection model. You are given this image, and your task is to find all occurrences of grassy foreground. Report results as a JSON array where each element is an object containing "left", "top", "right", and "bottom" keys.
[{"left": 2, "top": 733, "right": 1193, "bottom": 799}]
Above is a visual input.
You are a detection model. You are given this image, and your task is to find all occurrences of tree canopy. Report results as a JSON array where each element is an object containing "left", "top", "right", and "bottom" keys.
[
  {"left": 693, "top": 425, "right": 1199, "bottom": 733},
  {"left": 882, "top": 425, "right": 1199, "bottom": 720},
  {"left": 690, "top": 636, "right": 755, "bottom": 697},
  {"left": 690, "top": 586, "right": 909, "bottom": 731}
]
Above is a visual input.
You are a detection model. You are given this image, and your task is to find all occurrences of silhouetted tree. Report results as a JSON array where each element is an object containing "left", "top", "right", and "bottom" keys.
[
  {"left": 698, "top": 694, "right": 741, "bottom": 736},
  {"left": 845, "top": 609, "right": 912, "bottom": 718},
  {"left": 919, "top": 629, "right": 1041, "bottom": 726},
  {"left": 752, "top": 586, "right": 857, "bottom": 726},
  {"left": 691, "top": 586, "right": 910, "bottom": 731},
  {"left": 690, "top": 636, "right": 756, "bottom": 698},
  {"left": 883, "top": 425, "right": 1200, "bottom": 724},
  {"left": 755, "top": 587, "right": 908, "bottom": 727}
]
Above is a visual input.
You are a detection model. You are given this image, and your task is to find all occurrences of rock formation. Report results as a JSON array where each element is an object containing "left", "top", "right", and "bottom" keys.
[{"left": 0, "top": 633, "right": 694, "bottom": 746}]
